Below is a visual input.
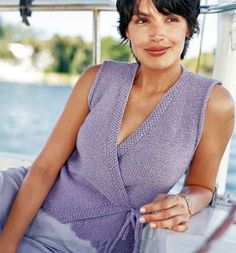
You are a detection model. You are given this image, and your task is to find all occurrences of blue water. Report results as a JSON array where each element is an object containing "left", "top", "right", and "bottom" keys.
[
  {"left": 0, "top": 81, "right": 236, "bottom": 195},
  {"left": 0, "top": 82, "right": 71, "bottom": 154}
]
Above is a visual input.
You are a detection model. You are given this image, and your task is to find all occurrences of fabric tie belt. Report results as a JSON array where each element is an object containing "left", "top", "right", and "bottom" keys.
[
  {"left": 49, "top": 204, "right": 145, "bottom": 252},
  {"left": 108, "top": 207, "right": 144, "bottom": 253}
]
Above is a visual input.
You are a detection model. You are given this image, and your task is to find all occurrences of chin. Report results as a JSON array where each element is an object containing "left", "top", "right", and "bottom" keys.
[{"left": 142, "top": 60, "right": 177, "bottom": 71}]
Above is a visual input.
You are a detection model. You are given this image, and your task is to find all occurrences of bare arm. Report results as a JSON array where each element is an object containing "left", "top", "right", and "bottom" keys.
[
  {"left": 180, "top": 84, "right": 235, "bottom": 215},
  {"left": 138, "top": 84, "right": 235, "bottom": 232},
  {"left": 0, "top": 65, "right": 100, "bottom": 249}
]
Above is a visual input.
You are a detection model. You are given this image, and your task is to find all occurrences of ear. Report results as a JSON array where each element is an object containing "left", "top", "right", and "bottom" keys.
[
  {"left": 125, "top": 29, "right": 129, "bottom": 39},
  {"left": 185, "top": 28, "right": 191, "bottom": 39}
]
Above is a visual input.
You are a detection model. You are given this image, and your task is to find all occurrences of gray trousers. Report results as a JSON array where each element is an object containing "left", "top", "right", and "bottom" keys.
[{"left": 0, "top": 166, "right": 97, "bottom": 253}]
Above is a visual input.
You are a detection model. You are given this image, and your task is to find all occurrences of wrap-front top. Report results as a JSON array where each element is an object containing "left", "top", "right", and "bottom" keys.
[{"left": 43, "top": 60, "right": 221, "bottom": 252}]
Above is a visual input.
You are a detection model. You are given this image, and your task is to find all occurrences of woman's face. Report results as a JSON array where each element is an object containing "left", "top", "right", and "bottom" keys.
[{"left": 126, "top": 0, "right": 190, "bottom": 71}]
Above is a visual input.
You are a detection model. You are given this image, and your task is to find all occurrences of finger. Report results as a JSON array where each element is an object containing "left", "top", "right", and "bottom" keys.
[
  {"left": 140, "top": 204, "right": 188, "bottom": 223},
  {"left": 153, "top": 194, "right": 169, "bottom": 203},
  {"left": 140, "top": 194, "right": 168, "bottom": 213},
  {"left": 170, "top": 222, "right": 189, "bottom": 232},
  {"left": 149, "top": 214, "right": 189, "bottom": 229},
  {"left": 140, "top": 194, "right": 180, "bottom": 214}
]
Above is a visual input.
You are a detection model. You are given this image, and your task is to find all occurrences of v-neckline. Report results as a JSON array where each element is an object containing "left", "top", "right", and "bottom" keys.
[
  {"left": 112, "top": 62, "right": 188, "bottom": 157},
  {"left": 104, "top": 61, "right": 188, "bottom": 206}
]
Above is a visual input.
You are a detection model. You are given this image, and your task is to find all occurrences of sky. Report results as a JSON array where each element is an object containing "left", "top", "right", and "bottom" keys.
[{"left": 0, "top": 0, "right": 220, "bottom": 59}]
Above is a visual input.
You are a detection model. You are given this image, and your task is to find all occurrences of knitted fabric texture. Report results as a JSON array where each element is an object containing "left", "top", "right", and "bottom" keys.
[{"left": 43, "top": 60, "right": 222, "bottom": 253}]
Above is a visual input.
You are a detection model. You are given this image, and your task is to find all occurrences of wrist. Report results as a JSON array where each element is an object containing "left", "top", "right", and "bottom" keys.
[
  {"left": 0, "top": 232, "right": 19, "bottom": 249},
  {"left": 177, "top": 193, "right": 192, "bottom": 216}
]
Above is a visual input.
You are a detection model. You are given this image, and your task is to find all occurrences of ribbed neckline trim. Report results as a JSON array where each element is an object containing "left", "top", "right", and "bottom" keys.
[{"left": 116, "top": 63, "right": 188, "bottom": 157}]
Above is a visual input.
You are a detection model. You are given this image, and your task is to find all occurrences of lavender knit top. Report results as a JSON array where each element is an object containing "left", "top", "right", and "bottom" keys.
[{"left": 43, "top": 60, "right": 222, "bottom": 253}]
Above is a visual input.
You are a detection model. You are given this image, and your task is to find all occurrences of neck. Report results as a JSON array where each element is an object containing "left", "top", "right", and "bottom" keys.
[{"left": 134, "top": 63, "right": 183, "bottom": 96}]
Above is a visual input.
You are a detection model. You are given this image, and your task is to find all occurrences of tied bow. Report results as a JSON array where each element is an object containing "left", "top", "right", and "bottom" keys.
[{"left": 108, "top": 207, "right": 144, "bottom": 253}]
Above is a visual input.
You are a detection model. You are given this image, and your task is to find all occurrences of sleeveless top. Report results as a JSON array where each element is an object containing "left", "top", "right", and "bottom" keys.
[{"left": 42, "top": 60, "right": 222, "bottom": 253}]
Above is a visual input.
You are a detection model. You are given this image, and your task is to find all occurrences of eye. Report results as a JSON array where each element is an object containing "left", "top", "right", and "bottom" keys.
[
  {"left": 135, "top": 17, "right": 148, "bottom": 24},
  {"left": 166, "top": 15, "right": 179, "bottom": 22}
]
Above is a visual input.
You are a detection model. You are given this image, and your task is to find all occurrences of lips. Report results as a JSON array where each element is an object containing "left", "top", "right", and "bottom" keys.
[
  {"left": 147, "top": 46, "right": 169, "bottom": 51},
  {"left": 145, "top": 46, "right": 169, "bottom": 56}
]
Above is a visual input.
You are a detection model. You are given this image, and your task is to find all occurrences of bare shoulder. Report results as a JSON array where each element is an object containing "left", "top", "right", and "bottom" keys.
[
  {"left": 204, "top": 84, "right": 235, "bottom": 150},
  {"left": 83, "top": 64, "right": 101, "bottom": 78},
  {"left": 208, "top": 84, "right": 235, "bottom": 116},
  {"left": 32, "top": 64, "right": 102, "bottom": 174},
  {"left": 184, "top": 84, "right": 235, "bottom": 192},
  {"left": 75, "top": 64, "right": 101, "bottom": 88},
  {"left": 72, "top": 64, "right": 101, "bottom": 108}
]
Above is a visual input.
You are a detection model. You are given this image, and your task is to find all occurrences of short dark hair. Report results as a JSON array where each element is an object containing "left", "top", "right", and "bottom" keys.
[{"left": 116, "top": 0, "right": 201, "bottom": 60}]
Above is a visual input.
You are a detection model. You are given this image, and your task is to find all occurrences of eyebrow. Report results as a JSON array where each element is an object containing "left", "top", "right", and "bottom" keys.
[
  {"left": 133, "top": 11, "right": 150, "bottom": 17},
  {"left": 134, "top": 10, "right": 175, "bottom": 17}
]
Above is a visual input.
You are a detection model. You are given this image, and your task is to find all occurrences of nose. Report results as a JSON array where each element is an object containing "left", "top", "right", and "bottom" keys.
[{"left": 149, "top": 22, "right": 165, "bottom": 42}]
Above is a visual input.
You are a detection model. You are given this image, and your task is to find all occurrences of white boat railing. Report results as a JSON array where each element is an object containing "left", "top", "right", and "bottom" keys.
[
  {"left": 195, "top": 203, "right": 236, "bottom": 253},
  {"left": 0, "top": 152, "right": 34, "bottom": 170}
]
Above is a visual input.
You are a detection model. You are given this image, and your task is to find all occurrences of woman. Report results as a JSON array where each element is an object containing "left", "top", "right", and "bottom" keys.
[{"left": 0, "top": 0, "right": 234, "bottom": 252}]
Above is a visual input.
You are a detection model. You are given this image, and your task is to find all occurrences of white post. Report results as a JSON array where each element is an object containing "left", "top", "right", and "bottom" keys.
[
  {"left": 93, "top": 9, "right": 101, "bottom": 65},
  {"left": 213, "top": 3, "right": 236, "bottom": 195}
]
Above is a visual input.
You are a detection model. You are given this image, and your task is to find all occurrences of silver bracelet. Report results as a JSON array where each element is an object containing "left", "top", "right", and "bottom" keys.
[{"left": 178, "top": 193, "right": 192, "bottom": 216}]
